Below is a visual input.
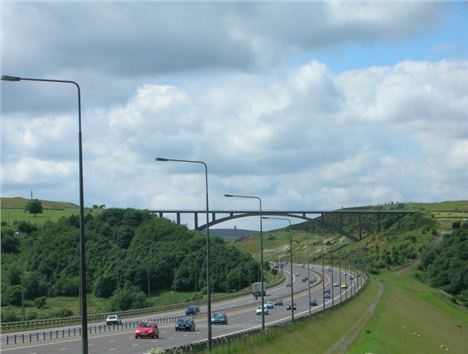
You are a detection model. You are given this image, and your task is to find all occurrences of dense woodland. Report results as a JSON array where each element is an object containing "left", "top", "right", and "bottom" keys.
[
  {"left": 420, "top": 224, "right": 468, "bottom": 306},
  {"left": 1, "top": 209, "right": 260, "bottom": 314}
]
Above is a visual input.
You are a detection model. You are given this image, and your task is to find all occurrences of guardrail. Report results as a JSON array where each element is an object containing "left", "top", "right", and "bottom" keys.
[
  {"left": 164, "top": 271, "right": 369, "bottom": 354},
  {"left": 1, "top": 312, "right": 203, "bottom": 346},
  {"left": 1, "top": 274, "right": 286, "bottom": 333}
]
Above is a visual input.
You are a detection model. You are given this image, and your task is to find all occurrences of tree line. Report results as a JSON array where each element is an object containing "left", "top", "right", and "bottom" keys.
[
  {"left": 1, "top": 208, "right": 260, "bottom": 314},
  {"left": 419, "top": 223, "right": 468, "bottom": 306}
]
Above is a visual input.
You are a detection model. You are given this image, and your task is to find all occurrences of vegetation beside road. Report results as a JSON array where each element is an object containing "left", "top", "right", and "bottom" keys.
[
  {"left": 201, "top": 276, "right": 378, "bottom": 354},
  {"left": 1, "top": 208, "right": 262, "bottom": 322},
  {"left": 348, "top": 269, "right": 468, "bottom": 354}
]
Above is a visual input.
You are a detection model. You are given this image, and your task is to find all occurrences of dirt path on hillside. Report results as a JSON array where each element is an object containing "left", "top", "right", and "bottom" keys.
[
  {"left": 394, "top": 231, "right": 445, "bottom": 276},
  {"left": 325, "top": 280, "right": 384, "bottom": 354}
]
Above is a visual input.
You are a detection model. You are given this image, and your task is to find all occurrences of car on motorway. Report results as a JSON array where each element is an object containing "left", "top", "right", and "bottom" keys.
[
  {"left": 310, "top": 278, "right": 317, "bottom": 284},
  {"left": 256, "top": 306, "right": 269, "bottom": 315},
  {"left": 324, "top": 288, "right": 331, "bottom": 294},
  {"left": 185, "top": 305, "right": 200, "bottom": 316},
  {"left": 211, "top": 312, "right": 228, "bottom": 325},
  {"left": 265, "top": 300, "right": 274, "bottom": 309},
  {"left": 135, "top": 320, "right": 159, "bottom": 339},
  {"left": 274, "top": 298, "right": 283, "bottom": 306},
  {"left": 310, "top": 298, "right": 318, "bottom": 306},
  {"left": 302, "top": 277, "right": 309, "bottom": 282},
  {"left": 175, "top": 317, "right": 196, "bottom": 331},
  {"left": 324, "top": 292, "right": 332, "bottom": 299},
  {"left": 341, "top": 283, "right": 348, "bottom": 289},
  {"left": 286, "top": 303, "right": 297, "bottom": 310},
  {"left": 106, "top": 314, "right": 122, "bottom": 326},
  {"left": 333, "top": 283, "right": 340, "bottom": 287}
]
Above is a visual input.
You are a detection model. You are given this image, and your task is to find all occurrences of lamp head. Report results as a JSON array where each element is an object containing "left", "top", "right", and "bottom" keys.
[
  {"left": 224, "top": 194, "right": 234, "bottom": 198},
  {"left": 155, "top": 157, "right": 169, "bottom": 162},
  {"left": 1, "top": 75, "right": 21, "bottom": 81}
]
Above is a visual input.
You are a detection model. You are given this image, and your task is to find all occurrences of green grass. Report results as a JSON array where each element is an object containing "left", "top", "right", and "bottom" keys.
[
  {"left": 201, "top": 278, "right": 378, "bottom": 354},
  {"left": 1, "top": 197, "right": 101, "bottom": 226},
  {"left": 348, "top": 270, "right": 468, "bottom": 354},
  {"left": 231, "top": 229, "right": 349, "bottom": 264}
]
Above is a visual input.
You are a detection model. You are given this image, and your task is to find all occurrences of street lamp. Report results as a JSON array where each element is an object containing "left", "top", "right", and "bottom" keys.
[
  {"left": 322, "top": 241, "right": 325, "bottom": 312},
  {"left": 307, "top": 243, "right": 312, "bottom": 316},
  {"left": 2, "top": 75, "right": 88, "bottom": 354},
  {"left": 156, "top": 157, "right": 212, "bottom": 351},
  {"left": 262, "top": 216, "right": 294, "bottom": 322},
  {"left": 224, "top": 194, "right": 265, "bottom": 330}
]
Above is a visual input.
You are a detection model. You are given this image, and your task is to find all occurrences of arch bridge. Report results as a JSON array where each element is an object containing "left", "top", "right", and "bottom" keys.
[{"left": 149, "top": 209, "right": 418, "bottom": 242}]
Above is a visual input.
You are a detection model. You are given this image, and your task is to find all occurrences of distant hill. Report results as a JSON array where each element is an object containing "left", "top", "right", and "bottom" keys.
[
  {"left": 210, "top": 228, "right": 257, "bottom": 240},
  {"left": 1, "top": 197, "right": 79, "bottom": 210}
]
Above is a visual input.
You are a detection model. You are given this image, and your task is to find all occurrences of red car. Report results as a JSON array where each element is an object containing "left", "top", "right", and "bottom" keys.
[{"left": 135, "top": 320, "right": 159, "bottom": 339}]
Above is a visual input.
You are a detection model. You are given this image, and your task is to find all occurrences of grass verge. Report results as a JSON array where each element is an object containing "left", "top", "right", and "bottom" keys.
[
  {"left": 347, "top": 269, "right": 468, "bottom": 354},
  {"left": 202, "top": 278, "right": 378, "bottom": 354}
]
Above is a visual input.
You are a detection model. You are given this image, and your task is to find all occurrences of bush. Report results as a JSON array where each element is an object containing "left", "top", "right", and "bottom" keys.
[
  {"left": 34, "top": 296, "right": 48, "bottom": 309},
  {"left": 54, "top": 308, "right": 73, "bottom": 317},
  {"left": 108, "top": 286, "right": 148, "bottom": 311},
  {"left": 1, "top": 308, "right": 20, "bottom": 322},
  {"left": 3, "top": 285, "right": 23, "bottom": 306},
  {"left": 17, "top": 221, "right": 37, "bottom": 234}
]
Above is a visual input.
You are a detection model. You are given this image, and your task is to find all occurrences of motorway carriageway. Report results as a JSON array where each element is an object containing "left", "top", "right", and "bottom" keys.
[{"left": 1, "top": 264, "right": 362, "bottom": 354}]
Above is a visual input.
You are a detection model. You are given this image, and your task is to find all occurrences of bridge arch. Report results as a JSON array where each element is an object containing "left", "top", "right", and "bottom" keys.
[{"left": 196, "top": 212, "right": 318, "bottom": 231}]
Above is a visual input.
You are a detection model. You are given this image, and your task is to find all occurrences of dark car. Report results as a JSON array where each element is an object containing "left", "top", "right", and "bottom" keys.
[
  {"left": 310, "top": 298, "right": 318, "bottom": 306},
  {"left": 185, "top": 305, "right": 200, "bottom": 316},
  {"left": 274, "top": 299, "right": 283, "bottom": 306},
  {"left": 286, "top": 303, "right": 297, "bottom": 310},
  {"left": 302, "top": 277, "right": 308, "bottom": 282},
  {"left": 135, "top": 320, "right": 159, "bottom": 339},
  {"left": 211, "top": 313, "right": 228, "bottom": 325},
  {"left": 175, "top": 317, "right": 195, "bottom": 331},
  {"left": 324, "top": 292, "right": 332, "bottom": 299}
]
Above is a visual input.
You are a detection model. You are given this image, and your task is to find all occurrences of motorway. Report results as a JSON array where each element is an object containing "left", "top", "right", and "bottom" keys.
[{"left": 1, "top": 264, "right": 362, "bottom": 354}]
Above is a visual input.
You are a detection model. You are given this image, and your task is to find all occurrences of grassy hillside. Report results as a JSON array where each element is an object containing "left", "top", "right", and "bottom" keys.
[
  {"left": 348, "top": 269, "right": 468, "bottom": 354},
  {"left": 230, "top": 228, "right": 350, "bottom": 264},
  {"left": 1, "top": 197, "right": 101, "bottom": 226}
]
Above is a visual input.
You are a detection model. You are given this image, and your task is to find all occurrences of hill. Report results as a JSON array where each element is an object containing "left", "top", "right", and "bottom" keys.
[
  {"left": 1, "top": 197, "right": 101, "bottom": 226},
  {"left": 210, "top": 228, "right": 257, "bottom": 240},
  {"left": 1, "top": 208, "right": 260, "bottom": 321}
]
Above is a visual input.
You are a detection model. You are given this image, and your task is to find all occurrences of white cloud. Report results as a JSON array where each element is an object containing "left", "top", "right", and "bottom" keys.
[{"left": 3, "top": 59, "right": 467, "bottom": 210}]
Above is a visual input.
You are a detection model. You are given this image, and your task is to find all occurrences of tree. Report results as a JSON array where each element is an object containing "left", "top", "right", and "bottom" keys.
[{"left": 25, "top": 199, "right": 43, "bottom": 217}]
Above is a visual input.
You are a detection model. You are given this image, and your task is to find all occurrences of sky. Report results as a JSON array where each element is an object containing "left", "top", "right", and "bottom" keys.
[{"left": 1, "top": 1, "right": 468, "bottom": 229}]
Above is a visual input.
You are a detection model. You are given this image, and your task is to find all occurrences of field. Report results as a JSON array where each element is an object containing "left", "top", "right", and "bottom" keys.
[
  {"left": 1, "top": 197, "right": 101, "bottom": 226},
  {"left": 348, "top": 269, "right": 468, "bottom": 354}
]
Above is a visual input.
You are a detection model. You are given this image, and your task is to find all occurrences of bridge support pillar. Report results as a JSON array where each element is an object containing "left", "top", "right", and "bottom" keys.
[
  {"left": 194, "top": 212, "right": 198, "bottom": 229},
  {"left": 359, "top": 213, "right": 362, "bottom": 239},
  {"left": 176, "top": 212, "right": 180, "bottom": 225}
]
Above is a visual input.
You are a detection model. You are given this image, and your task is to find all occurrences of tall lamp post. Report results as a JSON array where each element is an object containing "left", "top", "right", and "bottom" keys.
[
  {"left": 307, "top": 243, "right": 312, "bottom": 316},
  {"left": 262, "top": 216, "right": 294, "bottom": 322},
  {"left": 224, "top": 194, "right": 265, "bottom": 330},
  {"left": 2, "top": 75, "right": 88, "bottom": 354},
  {"left": 156, "top": 157, "right": 212, "bottom": 351}
]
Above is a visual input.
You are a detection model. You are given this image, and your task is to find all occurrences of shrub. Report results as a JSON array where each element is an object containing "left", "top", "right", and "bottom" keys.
[
  {"left": 54, "top": 308, "right": 73, "bottom": 317},
  {"left": 34, "top": 296, "right": 48, "bottom": 309}
]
